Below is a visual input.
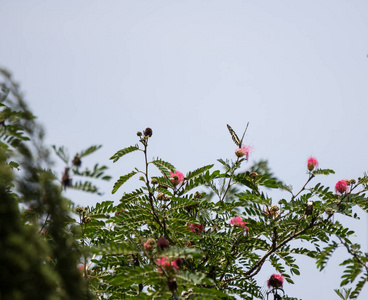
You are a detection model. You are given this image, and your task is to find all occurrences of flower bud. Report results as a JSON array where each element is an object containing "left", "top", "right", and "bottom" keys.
[
  {"left": 144, "top": 127, "right": 153, "bottom": 137},
  {"left": 194, "top": 191, "right": 202, "bottom": 199},
  {"left": 83, "top": 216, "right": 91, "bottom": 223},
  {"left": 250, "top": 171, "right": 258, "bottom": 179},
  {"left": 157, "top": 237, "right": 170, "bottom": 252},
  {"left": 72, "top": 155, "right": 82, "bottom": 167},
  {"left": 137, "top": 131, "right": 142, "bottom": 136},
  {"left": 325, "top": 208, "right": 334, "bottom": 215},
  {"left": 76, "top": 206, "right": 83, "bottom": 213},
  {"left": 144, "top": 238, "right": 156, "bottom": 253},
  {"left": 235, "top": 146, "right": 250, "bottom": 159},
  {"left": 267, "top": 274, "right": 284, "bottom": 289},
  {"left": 157, "top": 193, "right": 165, "bottom": 200},
  {"left": 270, "top": 205, "right": 279, "bottom": 213},
  {"left": 151, "top": 178, "right": 158, "bottom": 185}
]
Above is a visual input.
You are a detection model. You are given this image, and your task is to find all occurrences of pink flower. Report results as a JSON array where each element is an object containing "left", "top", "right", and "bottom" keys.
[
  {"left": 78, "top": 264, "right": 85, "bottom": 270},
  {"left": 230, "top": 216, "right": 249, "bottom": 230},
  {"left": 156, "top": 257, "right": 179, "bottom": 275},
  {"left": 157, "top": 257, "right": 171, "bottom": 268},
  {"left": 235, "top": 146, "right": 251, "bottom": 159},
  {"left": 169, "top": 170, "right": 184, "bottom": 186},
  {"left": 185, "top": 241, "right": 193, "bottom": 247},
  {"left": 171, "top": 260, "right": 178, "bottom": 269},
  {"left": 187, "top": 223, "right": 204, "bottom": 235},
  {"left": 267, "top": 274, "right": 284, "bottom": 289},
  {"left": 307, "top": 157, "right": 318, "bottom": 171},
  {"left": 335, "top": 180, "right": 349, "bottom": 194}
]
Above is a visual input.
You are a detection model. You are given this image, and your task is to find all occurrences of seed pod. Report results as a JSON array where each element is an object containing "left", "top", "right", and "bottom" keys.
[
  {"left": 305, "top": 201, "right": 313, "bottom": 215},
  {"left": 62, "top": 167, "right": 71, "bottom": 189}
]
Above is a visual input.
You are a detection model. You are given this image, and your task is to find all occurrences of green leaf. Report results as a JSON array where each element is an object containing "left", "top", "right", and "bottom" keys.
[
  {"left": 112, "top": 171, "right": 137, "bottom": 194},
  {"left": 151, "top": 158, "right": 176, "bottom": 177},
  {"left": 185, "top": 164, "right": 214, "bottom": 181},
  {"left": 316, "top": 241, "right": 339, "bottom": 270},
  {"left": 109, "top": 265, "right": 158, "bottom": 287},
  {"left": 110, "top": 145, "right": 139, "bottom": 163},
  {"left": 79, "top": 145, "right": 102, "bottom": 158},
  {"left": 119, "top": 188, "right": 146, "bottom": 204},
  {"left": 176, "top": 271, "right": 213, "bottom": 286},
  {"left": 70, "top": 180, "right": 102, "bottom": 195},
  {"left": 73, "top": 164, "right": 111, "bottom": 181},
  {"left": 8, "top": 161, "right": 19, "bottom": 169},
  {"left": 160, "top": 246, "right": 203, "bottom": 260},
  {"left": 312, "top": 168, "right": 335, "bottom": 176},
  {"left": 89, "top": 200, "right": 115, "bottom": 215},
  {"left": 52, "top": 145, "right": 69, "bottom": 164},
  {"left": 93, "top": 242, "right": 139, "bottom": 256}
]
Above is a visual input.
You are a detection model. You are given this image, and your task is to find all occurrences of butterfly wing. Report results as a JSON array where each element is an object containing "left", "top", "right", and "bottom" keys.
[
  {"left": 227, "top": 124, "right": 241, "bottom": 148},
  {"left": 239, "top": 122, "right": 249, "bottom": 147},
  {"left": 227, "top": 123, "right": 249, "bottom": 148}
]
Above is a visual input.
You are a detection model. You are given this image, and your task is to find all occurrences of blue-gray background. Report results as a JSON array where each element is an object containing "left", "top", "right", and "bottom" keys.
[{"left": 1, "top": 1, "right": 367, "bottom": 298}]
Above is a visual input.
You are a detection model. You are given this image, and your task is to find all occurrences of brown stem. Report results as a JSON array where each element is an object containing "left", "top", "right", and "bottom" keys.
[
  {"left": 219, "top": 231, "right": 244, "bottom": 281},
  {"left": 224, "top": 216, "right": 320, "bottom": 282},
  {"left": 292, "top": 174, "right": 314, "bottom": 199},
  {"left": 338, "top": 237, "right": 368, "bottom": 274},
  {"left": 142, "top": 139, "right": 174, "bottom": 245},
  {"left": 38, "top": 213, "right": 50, "bottom": 234}
]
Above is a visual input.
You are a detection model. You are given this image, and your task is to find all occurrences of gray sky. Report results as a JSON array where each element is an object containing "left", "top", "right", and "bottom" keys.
[{"left": 1, "top": 1, "right": 368, "bottom": 299}]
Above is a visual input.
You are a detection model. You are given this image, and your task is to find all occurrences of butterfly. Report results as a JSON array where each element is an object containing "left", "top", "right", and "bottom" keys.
[{"left": 227, "top": 123, "right": 249, "bottom": 148}]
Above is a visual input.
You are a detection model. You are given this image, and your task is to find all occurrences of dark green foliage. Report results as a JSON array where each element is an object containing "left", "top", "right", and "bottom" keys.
[{"left": 0, "top": 69, "right": 92, "bottom": 299}]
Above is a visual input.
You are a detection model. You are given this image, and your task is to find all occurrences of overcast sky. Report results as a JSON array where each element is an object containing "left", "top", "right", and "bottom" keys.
[{"left": 1, "top": 1, "right": 368, "bottom": 299}]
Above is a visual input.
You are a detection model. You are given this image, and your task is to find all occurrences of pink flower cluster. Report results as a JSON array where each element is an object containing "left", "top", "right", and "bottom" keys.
[
  {"left": 307, "top": 157, "right": 318, "bottom": 171},
  {"left": 335, "top": 179, "right": 349, "bottom": 195},
  {"left": 230, "top": 216, "right": 249, "bottom": 231},
  {"left": 144, "top": 242, "right": 152, "bottom": 250},
  {"left": 187, "top": 223, "right": 204, "bottom": 235},
  {"left": 156, "top": 257, "right": 179, "bottom": 275},
  {"left": 235, "top": 146, "right": 251, "bottom": 159},
  {"left": 267, "top": 273, "right": 284, "bottom": 289},
  {"left": 169, "top": 170, "right": 184, "bottom": 186}
]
